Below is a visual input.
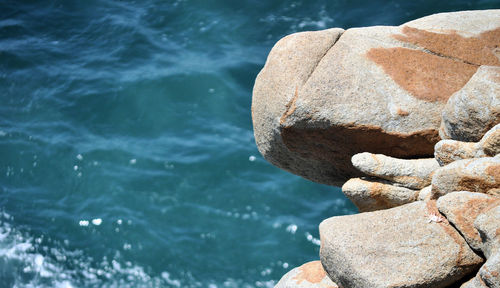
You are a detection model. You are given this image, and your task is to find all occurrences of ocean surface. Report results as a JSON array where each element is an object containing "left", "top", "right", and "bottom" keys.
[{"left": 1, "top": 1, "right": 499, "bottom": 287}]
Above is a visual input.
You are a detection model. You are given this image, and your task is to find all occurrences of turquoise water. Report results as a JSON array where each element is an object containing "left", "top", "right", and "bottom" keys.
[{"left": 1, "top": 1, "right": 499, "bottom": 287}]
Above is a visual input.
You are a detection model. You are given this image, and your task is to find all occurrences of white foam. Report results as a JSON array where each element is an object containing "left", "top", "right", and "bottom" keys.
[
  {"left": 286, "top": 224, "right": 297, "bottom": 234},
  {"left": 79, "top": 220, "right": 89, "bottom": 227},
  {"left": 91, "top": 218, "right": 102, "bottom": 226}
]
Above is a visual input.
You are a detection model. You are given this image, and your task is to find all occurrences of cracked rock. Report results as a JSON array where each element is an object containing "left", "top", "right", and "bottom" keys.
[
  {"left": 319, "top": 201, "right": 483, "bottom": 288},
  {"left": 252, "top": 10, "right": 500, "bottom": 185},
  {"left": 437, "top": 191, "right": 500, "bottom": 252}
]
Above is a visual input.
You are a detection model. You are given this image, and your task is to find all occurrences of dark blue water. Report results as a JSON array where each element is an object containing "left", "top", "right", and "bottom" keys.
[{"left": 1, "top": 1, "right": 499, "bottom": 287}]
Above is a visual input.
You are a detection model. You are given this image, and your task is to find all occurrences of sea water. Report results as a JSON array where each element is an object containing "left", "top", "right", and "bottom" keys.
[{"left": 1, "top": 1, "right": 499, "bottom": 287}]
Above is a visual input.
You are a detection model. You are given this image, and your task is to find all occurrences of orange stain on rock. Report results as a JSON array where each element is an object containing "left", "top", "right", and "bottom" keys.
[
  {"left": 367, "top": 27, "right": 500, "bottom": 102},
  {"left": 394, "top": 26, "right": 500, "bottom": 66},
  {"left": 293, "top": 261, "right": 327, "bottom": 284},
  {"left": 486, "top": 165, "right": 500, "bottom": 182}
]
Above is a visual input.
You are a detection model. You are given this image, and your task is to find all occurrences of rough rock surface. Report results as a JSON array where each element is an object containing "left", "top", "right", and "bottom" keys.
[
  {"left": 437, "top": 192, "right": 500, "bottom": 252},
  {"left": 253, "top": 10, "right": 500, "bottom": 185},
  {"left": 461, "top": 275, "right": 488, "bottom": 288},
  {"left": 435, "top": 124, "right": 500, "bottom": 166},
  {"left": 275, "top": 261, "right": 338, "bottom": 288},
  {"left": 418, "top": 185, "right": 432, "bottom": 201},
  {"left": 482, "top": 124, "right": 500, "bottom": 157},
  {"left": 462, "top": 254, "right": 500, "bottom": 288},
  {"left": 435, "top": 140, "right": 484, "bottom": 166},
  {"left": 465, "top": 204, "right": 500, "bottom": 288},
  {"left": 431, "top": 156, "right": 500, "bottom": 199},
  {"left": 440, "top": 66, "right": 500, "bottom": 142},
  {"left": 319, "top": 201, "right": 483, "bottom": 288},
  {"left": 252, "top": 28, "right": 345, "bottom": 185},
  {"left": 475, "top": 204, "right": 500, "bottom": 258},
  {"left": 480, "top": 254, "right": 500, "bottom": 288},
  {"left": 342, "top": 177, "right": 419, "bottom": 212},
  {"left": 351, "top": 152, "right": 439, "bottom": 189}
]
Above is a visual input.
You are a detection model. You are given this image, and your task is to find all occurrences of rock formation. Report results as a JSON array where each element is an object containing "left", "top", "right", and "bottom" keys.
[
  {"left": 253, "top": 10, "right": 500, "bottom": 186},
  {"left": 252, "top": 9, "right": 500, "bottom": 288}
]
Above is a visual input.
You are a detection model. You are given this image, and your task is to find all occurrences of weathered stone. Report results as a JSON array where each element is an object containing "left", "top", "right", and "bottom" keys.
[
  {"left": 342, "top": 178, "right": 419, "bottom": 212},
  {"left": 319, "top": 201, "right": 483, "bottom": 288},
  {"left": 440, "top": 65, "right": 500, "bottom": 142},
  {"left": 435, "top": 124, "right": 500, "bottom": 166},
  {"left": 351, "top": 152, "right": 439, "bottom": 189},
  {"left": 475, "top": 204, "right": 500, "bottom": 258},
  {"left": 435, "top": 140, "right": 483, "bottom": 166},
  {"left": 480, "top": 253, "right": 500, "bottom": 288},
  {"left": 482, "top": 124, "right": 500, "bottom": 157},
  {"left": 437, "top": 192, "right": 500, "bottom": 252},
  {"left": 461, "top": 275, "right": 488, "bottom": 288},
  {"left": 472, "top": 204, "right": 500, "bottom": 288},
  {"left": 275, "top": 261, "right": 339, "bottom": 288},
  {"left": 418, "top": 185, "right": 432, "bottom": 201},
  {"left": 431, "top": 156, "right": 500, "bottom": 199},
  {"left": 252, "top": 28, "right": 345, "bottom": 186},
  {"left": 465, "top": 253, "right": 500, "bottom": 288},
  {"left": 253, "top": 10, "right": 500, "bottom": 185}
]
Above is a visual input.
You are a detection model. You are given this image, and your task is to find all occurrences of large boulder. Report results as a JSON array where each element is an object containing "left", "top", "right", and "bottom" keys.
[
  {"left": 252, "top": 10, "right": 500, "bottom": 185},
  {"left": 319, "top": 201, "right": 483, "bottom": 288},
  {"left": 275, "top": 261, "right": 338, "bottom": 288}
]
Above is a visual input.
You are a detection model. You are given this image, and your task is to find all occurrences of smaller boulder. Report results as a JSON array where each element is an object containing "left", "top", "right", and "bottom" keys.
[
  {"left": 434, "top": 124, "right": 500, "bottom": 166},
  {"left": 481, "top": 124, "right": 500, "bottom": 157},
  {"left": 275, "top": 261, "right": 338, "bottom": 288},
  {"left": 434, "top": 140, "right": 483, "bottom": 166},
  {"left": 440, "top": 66, "right": 500, "bottom": 142},
  {"left": 437, "top": 191, "right": 500, "bottom": 252},
  {"left": 342, "top": 178, "right": 419, "bottom": 212},
  {"left": 351, "top": 152, "right": 439, "bottom": 189},
  {"left": 475, "top": 204, "right": 500, "bottom": 258},
  {"left": 479, "top": 253, "right": 500, "bottom": 288},
  {"left": 431, "top": 156, "right": 500, "bottom": 199}
]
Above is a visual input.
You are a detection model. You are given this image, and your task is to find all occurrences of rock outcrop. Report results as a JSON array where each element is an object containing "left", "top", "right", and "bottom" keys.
[
  {"left": 257, "top": 9, "right": 500, "bottom": 288},
  {"left": 253, "top": 10, "right": 500, "bottom": 185}
]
